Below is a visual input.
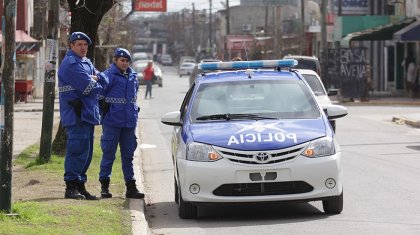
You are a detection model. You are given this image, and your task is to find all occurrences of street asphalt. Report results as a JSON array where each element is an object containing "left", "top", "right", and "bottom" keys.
[{"left": 10, "top": 96, "right": 420, "bottom": 234}]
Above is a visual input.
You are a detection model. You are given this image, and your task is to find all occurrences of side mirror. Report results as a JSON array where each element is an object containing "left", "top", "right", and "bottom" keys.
[
  {"left": 161, "top": 111, "right": 182, "bottom": 126},
  {"left": 326, "top": 105, "right": 348, "bottom": 119},
  {"left": 327, "top": 89, "right": 339, "bottom": 96}
]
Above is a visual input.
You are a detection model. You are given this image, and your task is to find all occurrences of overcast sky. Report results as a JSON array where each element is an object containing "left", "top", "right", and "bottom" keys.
[{"left": 166, "top": 0, "right": 240, "bottom": 12}]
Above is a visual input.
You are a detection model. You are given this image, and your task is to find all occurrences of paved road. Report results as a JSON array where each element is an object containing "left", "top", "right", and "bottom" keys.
[{"left": 141, "top": 66, "right": 420, "bottom": 234}]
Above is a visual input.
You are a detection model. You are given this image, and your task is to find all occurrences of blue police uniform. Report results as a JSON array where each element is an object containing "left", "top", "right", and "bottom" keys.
[
  {"left": 58, "top": 41, "right": 108, "bottom": 184},
  {"left": 99, "top": 60, "right": 139, "bottom": 182}
]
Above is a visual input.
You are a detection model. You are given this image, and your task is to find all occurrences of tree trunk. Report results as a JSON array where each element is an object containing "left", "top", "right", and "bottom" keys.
[{"left": 52, "top": 0, "right": 115, "bottom": 155}]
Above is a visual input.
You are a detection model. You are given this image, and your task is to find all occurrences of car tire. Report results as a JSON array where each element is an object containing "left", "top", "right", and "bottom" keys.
[
  {"left": 158, "top": 83, "right": 163, "bottom": 87},
  {"left": 322, "top": 190, "right": 343, "bottom": 215},
  {"left": 178, "top": 184, "right": 197, "bottom": 219},
  {"left": 179, "top": 75, "right": 182, "bottom": 78}
]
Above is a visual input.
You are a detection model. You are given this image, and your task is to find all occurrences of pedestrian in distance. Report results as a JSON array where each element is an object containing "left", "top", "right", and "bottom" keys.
[
  {"left": 98, "top": 48, "right": 144, "bottom": 199},
  {"left": 58, "top": 32, "right": 109, "bottom": 200},
  {"left": 402, "top": 51, "right": 417, "bottom": 98},
  {"left": 142, "top": 60, "right": 154, "bottom": 99}
]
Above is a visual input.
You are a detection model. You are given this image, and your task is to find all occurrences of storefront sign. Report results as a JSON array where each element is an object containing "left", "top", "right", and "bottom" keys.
[
  {"left": 134, "top": 0, "right": 167, "bottom": 12},
  {"left": 333, "top": 0, "right": 369, "bottom": 15}
]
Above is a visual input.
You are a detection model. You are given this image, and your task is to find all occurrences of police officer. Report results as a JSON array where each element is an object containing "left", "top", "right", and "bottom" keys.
[
  {"left": 58, "top": 32, "right": 108, "bottom": 200},
  {"left": 99, "top": 48, "right": 144, "bottom": 199}
]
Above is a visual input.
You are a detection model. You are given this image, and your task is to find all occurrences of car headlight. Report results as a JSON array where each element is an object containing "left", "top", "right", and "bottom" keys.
[
  {"left": 302, "top": 136, "right": 335, "bottom": 158},
  {"left": 187, "top": 142, "right": 222, "bottom": 162}
]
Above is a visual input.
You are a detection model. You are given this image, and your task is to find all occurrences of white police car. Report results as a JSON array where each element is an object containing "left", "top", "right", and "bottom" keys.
[{"left": 161, "top": 59, "right": 348, "bottom": 219}]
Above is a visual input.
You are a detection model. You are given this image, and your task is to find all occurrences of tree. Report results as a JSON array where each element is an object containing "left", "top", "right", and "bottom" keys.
[{"left": 51, "top": 0, "right": 117, "bottom": 154}]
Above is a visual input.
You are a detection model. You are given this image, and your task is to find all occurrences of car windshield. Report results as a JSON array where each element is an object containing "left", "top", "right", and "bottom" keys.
[
  {"left": 301, "top": 74, "right": 326, "bottom": 95},
  {"left": 294, "top": 59, "right": 317, "bottom": 71},
  {"left": 190, "top": 80, "right": 320, "bottom": 122},
  {"left": 182, "top": 63, "right": 195, "bottom": 68}
]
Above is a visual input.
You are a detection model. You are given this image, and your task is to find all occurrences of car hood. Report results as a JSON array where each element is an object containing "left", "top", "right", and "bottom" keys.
[{"left": 188, "top": 119, "right": 326, "bottom": 151}]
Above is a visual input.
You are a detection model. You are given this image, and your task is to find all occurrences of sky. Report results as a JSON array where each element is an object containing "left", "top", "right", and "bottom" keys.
[{"left": 166, "top": 0, "right": 240, "bottom": 12}]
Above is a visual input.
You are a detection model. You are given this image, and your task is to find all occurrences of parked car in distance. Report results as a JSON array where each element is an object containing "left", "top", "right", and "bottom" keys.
[
  {"left": 160, "top": 54, "right": 173, "bottom": 65},
  {"left": 179, "top": 56, "right": 196, "bottom": 66},
  {"left": 179, "top": 62, "right": 196, "bottom": 77},
  {"left": 133, "top": 61, "right": 163, "bottom": 87},
  {"left": 295, "top": 69, "right": 338, "bottom": 131},
  {"left": 283, "top": 55, "right": 321, "bottom": 76},
  {"left": 132, "top": 52, "right": 149, "bottom": 62}
]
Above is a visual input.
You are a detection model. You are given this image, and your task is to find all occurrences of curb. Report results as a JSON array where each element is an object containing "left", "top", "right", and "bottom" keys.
[
  {"left": 130, "top": 125, "right": 150, "bottom": 235},
  {"left": 392, "top": 116, "right": 420, "bottom": 128}
]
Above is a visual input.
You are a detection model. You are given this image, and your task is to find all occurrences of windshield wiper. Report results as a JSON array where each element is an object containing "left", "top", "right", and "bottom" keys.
[{"left": 196, "top": 113, "right": 277, "bottom": 121}]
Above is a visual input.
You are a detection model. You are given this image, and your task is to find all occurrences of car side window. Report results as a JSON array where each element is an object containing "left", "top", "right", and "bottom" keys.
[{"left": 180, "top": 84, "right": 194, "bottom": 121}]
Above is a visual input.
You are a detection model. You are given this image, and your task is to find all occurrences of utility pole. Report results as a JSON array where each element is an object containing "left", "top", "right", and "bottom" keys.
[
  {"left": 301, "top": 0, "right": 305, "bottom": 55},
  {"left": 181, "top": 8, "right": 185, "bottom": 42},
  {"left": 0, "top": 0, "right": 17, "bottom": 213},
  {"left": 192, "top": 3, "right": 196, "bottom": 55},
  {"left": 39, "top": 0, "right": 59, "bottom": 162},
  {"left": 224, "top": 0, "right": 230, "bottom": 60},
  {"left": 274, "top": 6, "right": 282, "bottom": 58},
  {"left": 320, "top": 0, "right": 328, "bottom": 87},
  {"left": 209, "top": 0, "right": 212, "bottom": 57}
]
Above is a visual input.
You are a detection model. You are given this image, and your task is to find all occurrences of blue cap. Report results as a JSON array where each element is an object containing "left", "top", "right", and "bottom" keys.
[
  {"left": 69, "top": 32, "right": 92, "bottom": 45},
  {"left": 114, "top": 48, "right": 132, "bottom": 61}
]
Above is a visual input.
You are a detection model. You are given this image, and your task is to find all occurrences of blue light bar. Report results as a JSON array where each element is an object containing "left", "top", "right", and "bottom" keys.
[{"left": 198, "top": 59, "right": 298, "bottom": 71}]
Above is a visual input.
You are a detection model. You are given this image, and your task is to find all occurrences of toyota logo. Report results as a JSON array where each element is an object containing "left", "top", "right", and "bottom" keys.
[{"left": 253, "top": 152, "right": 271, "bottom": 163}]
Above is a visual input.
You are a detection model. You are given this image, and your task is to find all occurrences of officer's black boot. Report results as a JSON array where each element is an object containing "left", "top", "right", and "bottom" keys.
[
  {"left": 77, "top": 181, "right": 99, "bottom": 200},
  {"left": 125, "top": 180, "right": 145, "bottom": 199},
  {"left": 65, "top": 181, "right": 85, "bottom": 200},
  {"left": 99, "top": 179, "right": 113, "bottom": 198}
]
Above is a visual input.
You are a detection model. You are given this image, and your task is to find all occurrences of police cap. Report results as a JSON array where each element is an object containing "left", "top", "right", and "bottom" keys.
[
  {"left": 69, "top": 32, "right": 92, "bottom": 45},
  {"left": 114, "top": 48, "right": 132, "bottom": 61}
]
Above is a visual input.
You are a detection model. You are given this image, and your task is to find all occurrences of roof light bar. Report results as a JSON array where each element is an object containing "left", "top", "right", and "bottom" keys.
[{"left": 198, "top": 59, "right": 298, "bottom": 71}]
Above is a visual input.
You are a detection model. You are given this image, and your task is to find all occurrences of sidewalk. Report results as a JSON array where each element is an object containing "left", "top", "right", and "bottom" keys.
[
  {"left": 336, "top": 96, "right": 420, "bottom": 128},
  {"left": 13, "top": 99, "right": 150, "bottom": 235}
]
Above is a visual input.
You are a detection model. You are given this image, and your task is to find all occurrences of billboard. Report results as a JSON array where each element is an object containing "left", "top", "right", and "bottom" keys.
[
  {"left": 333, "top": 0, "right": 369, "bottom": 15},
  {"left": 134, "top": 0, "right": 167, "bottom": 12}
]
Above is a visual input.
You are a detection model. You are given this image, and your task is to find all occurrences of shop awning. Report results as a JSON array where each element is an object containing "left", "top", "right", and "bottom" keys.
[
  {"left": 341, "top": 18, "right": 415, "bottom": 47},
  {"left": 393, "top": 20, "right": 420, "bottom": 42},
  {"left": 0, "top": 30, "right": 40, "bottom": 54}
]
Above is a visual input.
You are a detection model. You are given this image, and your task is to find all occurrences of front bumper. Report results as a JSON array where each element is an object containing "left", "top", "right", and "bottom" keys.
[{"left": 177, "top": 153, "right": 343, "bottom": 203}]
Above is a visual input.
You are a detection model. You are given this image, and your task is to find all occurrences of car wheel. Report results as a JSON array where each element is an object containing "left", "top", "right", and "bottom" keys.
[
  {"left": 178, "top": 183, "right": 197, "bottom": 219},
  {"left": 322, "top": 190, "right": 343, "bottom": 215},
  {"left": 158, "top": 83, "right": 163, "bottom": 87},
  {"left": 179, "top": 75, "right": 182, "bottom": 78},
  {"left": 174, "top": 178, "right": 179, "bottom": 204}
]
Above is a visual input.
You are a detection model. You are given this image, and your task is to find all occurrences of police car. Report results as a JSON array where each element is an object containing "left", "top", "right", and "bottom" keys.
[{"left": 161, "top": 59, "right": 348, "bottom": 219}]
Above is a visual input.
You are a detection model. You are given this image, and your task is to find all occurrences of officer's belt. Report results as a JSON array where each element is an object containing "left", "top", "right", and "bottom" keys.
[{"left": 105, "top": 97, "right": 136, "bottom": 104}]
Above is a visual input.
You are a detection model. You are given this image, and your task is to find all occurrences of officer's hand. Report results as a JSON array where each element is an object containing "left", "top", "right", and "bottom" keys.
[{"left": 91, "top": 75, "right": 99, "bottom": 81}]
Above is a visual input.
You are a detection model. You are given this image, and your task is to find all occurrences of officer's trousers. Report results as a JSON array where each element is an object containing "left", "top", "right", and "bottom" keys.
[
  {"left": 64, "top": 122, "right": 94, "bottom": 182},
  {"left": 99, "top": 125, "right": 137, "bottom": 181}
]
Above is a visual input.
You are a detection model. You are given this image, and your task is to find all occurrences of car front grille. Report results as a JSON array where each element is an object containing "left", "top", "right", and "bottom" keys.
[
  {"left": 213, "top": 181, "right": 313, "bottom": 196},
  {"left": 213, "top": 143, "right": 308, "bottom": 165}
]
